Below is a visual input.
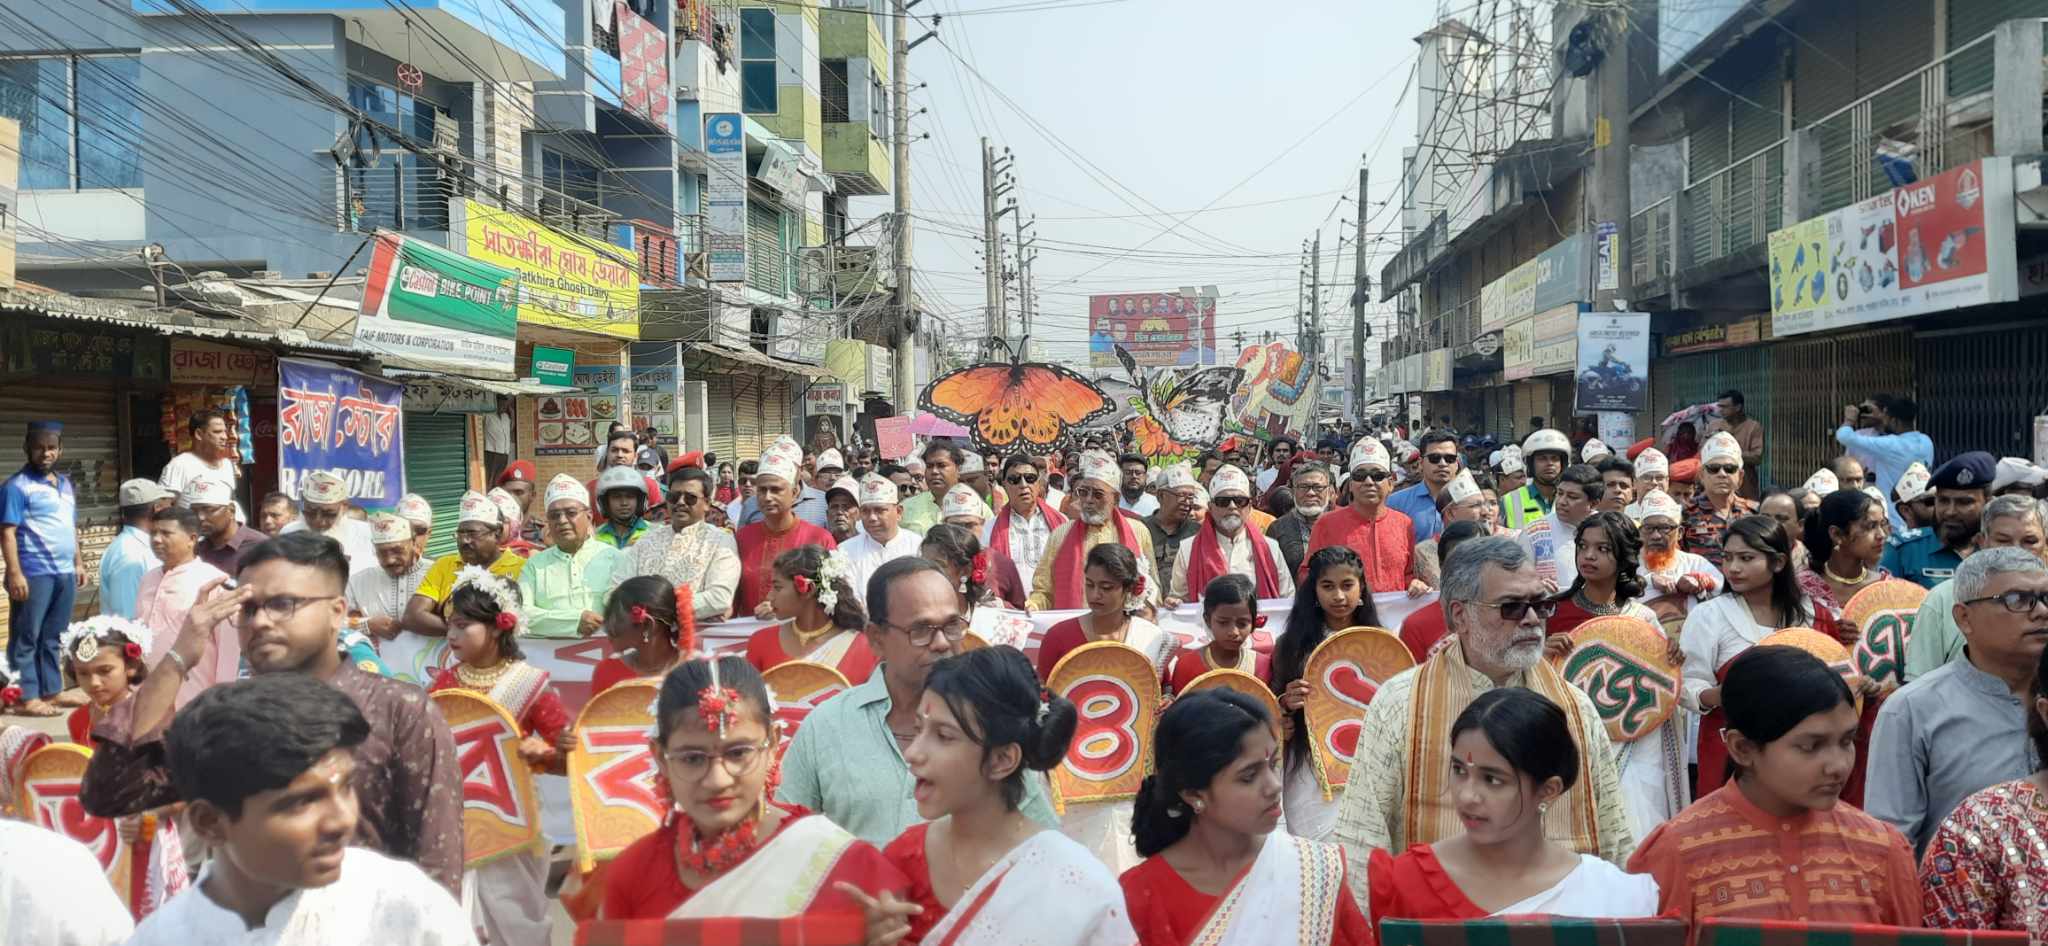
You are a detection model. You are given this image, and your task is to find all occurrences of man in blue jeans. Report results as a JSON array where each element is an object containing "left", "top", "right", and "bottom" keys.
[{"left": 1, "top": 420, "right": 83, "bottom": 717}]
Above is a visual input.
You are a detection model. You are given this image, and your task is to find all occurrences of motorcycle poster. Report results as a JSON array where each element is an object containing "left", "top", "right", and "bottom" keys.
[{"left": 1574, "top": 313, "right": 1650, "bottom": 413}]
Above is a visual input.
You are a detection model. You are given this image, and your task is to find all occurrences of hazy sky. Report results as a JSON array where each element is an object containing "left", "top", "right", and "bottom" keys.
[{"left": 846, "top": 0, "right": 1448, "bottom": 373}]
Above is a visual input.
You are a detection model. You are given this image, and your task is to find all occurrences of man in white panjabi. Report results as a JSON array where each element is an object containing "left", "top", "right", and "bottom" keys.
[
  {"left": 279, "top": 470, "right": 378, "bottom": 576},
  {"left": 838, "top": 473, "right": 924, "bottom": 602},
  {"left": 0, "top": 818, "right": 135, "bottom": 945},
  {"left": 624, "top": 464, "right": 740, "bottom": 621},
  {"left": 344, "top": 514, "right": 429, "bottom": 642},
  {"left": 1167, "top": 464, "right": 1293, "bottom": 605}
]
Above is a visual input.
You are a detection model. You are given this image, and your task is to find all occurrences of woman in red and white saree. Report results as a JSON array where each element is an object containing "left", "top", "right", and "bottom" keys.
[
  {"left": 743, "top": 545, "right": 877, "bottom": 684},
  {"left": 602, "top": 655, "right": 907, "bottom": 921},
  {"left": 862, "top": 647, "right": 1136, "bottom": 946},
  {"left": 1677, "top": 517, "right": 1813, "bottom": 799},
  {"left": 1119, "top": 689, "right": 1369, "bottom": 946}
]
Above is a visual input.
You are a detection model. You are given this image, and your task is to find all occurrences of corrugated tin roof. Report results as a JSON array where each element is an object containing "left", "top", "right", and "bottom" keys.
[{"left": 0, "top": 286, "right": 364, "bottom": 357}]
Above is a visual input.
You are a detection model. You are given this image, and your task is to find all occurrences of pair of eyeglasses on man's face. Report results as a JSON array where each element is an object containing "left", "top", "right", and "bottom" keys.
[
  {"left": 1704, "top": 464, "right": 1739, "bottom": 476},
  {"left": 1005, "top": 473, "right": 1038, "bottom": 486},
  {"left": 1478, "top": 597, "right": 1558, "bottom": 621},
  {"left": 1212, "top": 496, "right": 1250, "bottom": 509}
]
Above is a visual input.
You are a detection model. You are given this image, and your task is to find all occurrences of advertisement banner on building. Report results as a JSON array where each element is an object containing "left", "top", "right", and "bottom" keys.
[
  {"left": 170, "top": 339, "right": 277, "bottom": 387},
  {"left": 1423, "top": 349, "right": 1452, "bottom": 392},
  {"left": 1530, "top": 304, "right": 1580, "bottom": 378},
  {"left": 1574, "top": 312, "right": 1650, "bottom": 412},
  {"left": 1478, "top": 232, "right": 1590, "bottom": 336},
  {"left": 1088, "top": 292, "right": 1218, "bottom": 368},
  {"left": 277, "top": 359, "right": 405, "bottom": 506},
  {"left": 534, "top": 365, "right": 623, "bottom": 457},
  {"left": 1660, "top": 317, "right": 1765, "bottom": 357},
  {"left": 1503, "top": 318, "right": 1535, "bottom": 380},
  {"left": 1769, "top": 158, "right": 2018, "bottom": 337},
  {"left": 629, "top": 363, "right": 678, "bottom": 448},
  {"left": 531, "top": 346, "right": 575, "bottom": 387},
  {"left": 357, "top": 231, "right": 521, "bottom": 374},
  {"left": 704, "top": 113, "right": 748, "bottom": 283},
  {"left": 457, "top": 200, "right": 639, "bottom": 339},
  {"left": 615, "top": 1, "right": 671, "bottom": 132}
]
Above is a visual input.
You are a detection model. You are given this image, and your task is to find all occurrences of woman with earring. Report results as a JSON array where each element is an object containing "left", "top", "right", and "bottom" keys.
[
  {"left": 601, "top": 654, "right": 909, "bottom": 919},
  {"left": 851, "top": 646, "right": 1133, "bottom": 946},
  {"left": 1795, "top": 489, "right": 1893, "bottom": 642},
  {"left": 745, "top": 546, "right": 874, "bottom": 682},
  {"left": 1120, "top": 689, "right": 1371, "bottom": 945},
  {"left": 589, "top": 576, "right": 693, "bottom": 696},
  {"left": 1034, "top": 545, "right": 1175, "bottom": 682},
  {"left": 1679, "top": 515, "right": 1814, "bottom": 799},
  {"left": 1371, "top": 688, "right": 1659, "bottom": 920}
]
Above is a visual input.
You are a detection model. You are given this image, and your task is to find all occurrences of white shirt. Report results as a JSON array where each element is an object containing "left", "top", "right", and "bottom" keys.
[
  {"left": 345, "top": 557, "right": 429, "bottom": 622},
  {"left": 1517, "top": 512, "right": 1578, "bottom": 590},
  {"left": 281, "top": 516, "right": 379, "bottom": 577},
  {"left": 160, "top": 450, "right": 237, "bottom": 497},
  {"left": 1255, "top": 467, "right": 1280, "bottom": 493},
  {"left": 0, "top": 820, "right": 133, "bottom": 946},
  {"left": 1119, "top": 491, "right": 1159, "bottom": 517},
  {"left": 482, "top": 410, "right": 512, "bottom": 453},
  {"left": 1168, "top": 526, "right": 1295, "bottom": 601},
  {"left": 624, "top": 521, "right": 742, "bottom": 619},
  {"left": 127, "top": 847, "right": 476, "bottom": 946},
  {"left": 981, "top": 507, "right": 1056, "bottom": 588},
  {"left": 1678, "top": 593, "right": 1785, "bottom": 711},
  {"left": 839, "top": 527, "right": 925, "bottom": 604}
]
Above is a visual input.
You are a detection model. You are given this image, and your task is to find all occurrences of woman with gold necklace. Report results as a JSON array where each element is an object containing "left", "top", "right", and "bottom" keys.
[
  {"left": 601, "top": 654, "right": 910, "bottom": 920},
  {"left": 428, "top": 568, "right": 572, "bottom": 946},
  {"left": 1795, "top": 488, "right": 1893, "bottom": 644},
  {"left": 744, "top": 545, "right": 877, "bottom": 683}
]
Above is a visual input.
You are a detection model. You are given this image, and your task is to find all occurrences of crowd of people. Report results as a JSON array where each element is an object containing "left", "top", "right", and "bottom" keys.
[{"left": 3, "top": 388, "right": 2047, "bottom": 946}]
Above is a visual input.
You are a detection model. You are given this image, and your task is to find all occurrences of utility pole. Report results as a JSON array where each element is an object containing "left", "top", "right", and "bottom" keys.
[
  {"left": 1584, "top": 4, "right": 1632, "bottom": 309},
  {"left": 981, "top": 139, "right": 1015, "bottom": 356},
  {"left": 1308, "top": 231, "right": 1322, "bottom": 368},
  {"left": 1012, "top": 212, "right": 1035, "bottom": 359},
  {"left": 1350, "top": 166, "right": 1369, "bottom": 422},
  {"left": 890, "top": 0, "right": 916, "bottom": 412}
]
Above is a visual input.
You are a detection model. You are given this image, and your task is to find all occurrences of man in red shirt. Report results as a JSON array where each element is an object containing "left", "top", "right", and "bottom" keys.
[
  {"left": 738, "top": 436, "right": 837, "bottom": 617},
  {"left": 1306, "top": 438, "right": 1427, "bottom": 597}
]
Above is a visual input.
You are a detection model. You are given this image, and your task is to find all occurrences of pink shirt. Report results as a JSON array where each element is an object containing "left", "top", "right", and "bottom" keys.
[{"left": 134, "top": 558, "right": 237, "bottom": 709}]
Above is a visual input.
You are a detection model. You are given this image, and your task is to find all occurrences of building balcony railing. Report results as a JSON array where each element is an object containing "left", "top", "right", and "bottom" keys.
[{"left": 342, "top": 151, "right": 618, "bottom": 242}]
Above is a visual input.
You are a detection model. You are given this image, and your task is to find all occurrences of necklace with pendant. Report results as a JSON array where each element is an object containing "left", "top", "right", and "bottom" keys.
[
  {"left": 455, "top": 660, "right": 514, "bottom": 690},
  {"left": 1572, "top": 588, "right": 1622, "bottom": 616}
]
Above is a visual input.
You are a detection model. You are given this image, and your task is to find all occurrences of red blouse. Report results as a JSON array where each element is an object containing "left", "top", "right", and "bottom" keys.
[
  {"left": 1163, "top": 646, "right": 1271, "bottom": 696},
  {"left": 743, "top": 625, "right": 879, "bottom": 684},
  {"left": 879, "top": 822, "right": 946, "bottom": 945},
  {"left": 603, "top": 804, "right": 908, "bottom": 921},
  {"left": 1119, "top": 850, "right": 1374, "bottom": 946}
]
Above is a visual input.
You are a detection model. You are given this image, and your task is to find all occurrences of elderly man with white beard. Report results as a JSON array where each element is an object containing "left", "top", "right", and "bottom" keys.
[
  {"left": 1166, "top": 465, "right": 1293, "bottom": 606},
  {"left": 1028, "top": 450, "right": 1160, "bottom": 611},
  {"left": 1333, "top": 535, "right": 1633, "bottom": 907},
  {"left": 1267, "top": 461, "right": 1332, "bottom": 577},
  {"left": 1630, "top": 488, "right": 1722, "bottom": 640},
  {"left": 279, "top": 470, "right": 376, "bottom": 576}
]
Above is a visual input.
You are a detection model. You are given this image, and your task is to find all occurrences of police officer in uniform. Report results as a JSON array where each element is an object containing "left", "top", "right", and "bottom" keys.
[
  {"left": 1881, "top": 451, "right": 1994, "bottom": 590},
  {"left": 1500, "top": 428, "right": 1570, "bottom": 531}
]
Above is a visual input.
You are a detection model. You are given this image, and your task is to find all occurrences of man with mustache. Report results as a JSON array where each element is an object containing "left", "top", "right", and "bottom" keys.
[
  {"left": 1883, "top": 451, "right": 1993, "bottom": 590},
  {"left": 1333, "top": 536, "right": 1634, "bottom": 907},
  {"left": 1267, "top": 462, "right": 1332, "bottom": 577},
  {"left": 402, "top": 490, "right": 525, "bottom": 637},
  {"left": 1139, "top": 465, "right": 1201, "bottom": 582},
  {"left": 1501, "top": 429, "right": 1570, "bottom": 531},
  {"left": 1028, "top": 450, "right": 1160, "bottom": 611},
  {"left": 1629, "top": 489, "right": 1721, "bottom": 638},
  {"left": 1868, "top": 546, "right": 2048, "bottom": 857},
  {"left": 1306, "top": 438, "right": 1425, "bottom": 596},
  {"left": 1679, "top": 431, "right": 1757, "bottom": 570},
  {"left": 1165, "top": 465, "right": 1292, "bottom": 606},
  {"left": 823, "top": 475, "right": 862, "bottom": 544},
  {"left": 277, "top": 471, "right": 377, "bottom": 576},
  {"left": 1902, "top": 494, "right": 2047, "bottom": 683}
]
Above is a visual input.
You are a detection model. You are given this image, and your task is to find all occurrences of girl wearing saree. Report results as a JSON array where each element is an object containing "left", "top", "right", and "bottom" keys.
[
  {"left": 745, "top": 545, "right": 877, "bottom": 683},
  {"left": 588, "top": 576, "right": 693, "bottom": 697},
  {"left": 601, "top": 654, "right": 908, "bottom": 920},
  {"left": 856, "top": 646, "right": 1134, "bottom": 946},
  {"left": 1370, "top": 688, "right": 1658, "bottom": 921},
  {"left": 1120, "top": 689, "right": 1370, "bottom": 946},
  {"left": 1793, "top": 489, "right": 1892, "bottom": 806},
  {"left": 1035, "top": 545, "right": 1176, "bottom": 681},
  {"left": 1272, "top": 547, "right": 1381, "bottom": 841},
  {"left": 1679, "top": 516, "right": 1814, "bottom": 799}
]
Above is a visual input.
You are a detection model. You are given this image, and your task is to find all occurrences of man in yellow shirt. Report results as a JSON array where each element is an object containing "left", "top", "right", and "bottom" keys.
[{"left": 402, "top": 489, "right": 526, "bottom": 636}]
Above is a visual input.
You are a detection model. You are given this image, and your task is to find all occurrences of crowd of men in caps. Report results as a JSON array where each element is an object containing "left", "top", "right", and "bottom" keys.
[{"left": 2, "top": 387, "right": 2046, "bottom": 945}]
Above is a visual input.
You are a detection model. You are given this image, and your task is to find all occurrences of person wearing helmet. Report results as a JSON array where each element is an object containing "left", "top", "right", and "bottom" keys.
[
  {"left": 1501, "top": 429, "right": 1571, "bottom": 531},
  {"left": 592, "top": 466, "right": 650, "bottom": 549}
]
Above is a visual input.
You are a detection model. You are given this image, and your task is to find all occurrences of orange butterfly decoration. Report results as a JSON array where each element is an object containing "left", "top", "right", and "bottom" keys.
[{"left": 920, "top": 340, "right": 1113, "bottom": 451}]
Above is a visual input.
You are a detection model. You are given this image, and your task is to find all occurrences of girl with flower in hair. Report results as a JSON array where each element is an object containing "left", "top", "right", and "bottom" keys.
[
  {"left": 428, "top": 566, "right": 570, "bottom": 946},
  {"left": 590, "top": 575, "right": 696, "bottom": 696},
  {"left": 1034, "top": 543, "right": 1175, "bottom": 683},
  {"left": 601, "top": 653, "right": 911, "bottom": 920},
  {"left": 744, "top": 546, "right": 875, "bottom": 683}
]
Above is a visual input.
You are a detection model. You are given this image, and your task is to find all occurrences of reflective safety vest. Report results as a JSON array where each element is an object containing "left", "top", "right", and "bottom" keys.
[{"left": 1500, "top": 484, "right": 1553, "bottom": 531}]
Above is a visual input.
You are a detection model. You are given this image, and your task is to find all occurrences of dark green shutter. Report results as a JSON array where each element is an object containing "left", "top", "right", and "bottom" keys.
[
  {"left": 747, "top": 199, "right": 785, "bottom": 295},
  {"left": 403, "top": 412, "right": 470, "bottom": 561},
  {"left": 1948, "top": 0, "right": 2045, "bottom": 97}
]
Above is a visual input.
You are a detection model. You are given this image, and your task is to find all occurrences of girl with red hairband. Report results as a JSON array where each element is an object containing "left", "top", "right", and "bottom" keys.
[
  {"left": 589, "top": 575, "right": 698, "bottom": 697},
  {"left": 743, "top": 545, "right": 876, "bottom": 684}
]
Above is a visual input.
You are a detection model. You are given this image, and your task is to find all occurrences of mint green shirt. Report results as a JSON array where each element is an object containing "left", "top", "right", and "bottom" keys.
[
  {"left": 899, "top": 491, "right": 942, "bottom": 536},
  {"left": 777, "top": 669, "right": 1057, "bottom": 844},
  {"left": 1902, "top": 578, "right": 1964, "bottom": 683},
  {"left": 516, "top": 539, "right": 629, "bottom": 638}
]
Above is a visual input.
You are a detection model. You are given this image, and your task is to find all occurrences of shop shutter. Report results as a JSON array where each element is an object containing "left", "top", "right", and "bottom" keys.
[
  {"left": 1917, "top": 320, "right": 2048, "bottom": 462},
  {"left": 1727, "top": 50, "right": 1783, "bottom": 162},
  {"left": 1512, "top": 380, "right": 1548, "bottom": 437},
  {"left": 1771, "top": 328, "right": 1911, "bottom": 486},
  {"left": 403, "top": 412, "right": 470, "bottom": 561},
  {"left": 705, "top": 375, "right": 737, "bottom": 461},
  {"left": 733, "top": 376, "right": 764, "bottom": 459},
  {"left": 761, "top": 378, "right": 792, "bottom": 444},
  {"left": 747, "top": 200, "right": 786, "bottom": 296},
  {"left": 0, "top": 384, "right": 122, "bottom": 619},
  {"left": 1946, "top": 0, "right": 2042, "bottom": 98},
  {"left": 1792, "top": 1, "right": 1858, "bottom": 125}
]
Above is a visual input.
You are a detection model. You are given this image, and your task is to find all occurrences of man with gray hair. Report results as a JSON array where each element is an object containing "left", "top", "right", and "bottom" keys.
[
  {"left": 1331, "top": 535, "right": 1633, "bottom": 906},
  {"left": 1868, "top": 545, "right": 2047, "bottom": 856},
  {"left": 1902, "top": 494, "right": 2048, "bottom": 681},
  {"left": 1267, "top": 461, "right": 1333, "bottom": 577}
]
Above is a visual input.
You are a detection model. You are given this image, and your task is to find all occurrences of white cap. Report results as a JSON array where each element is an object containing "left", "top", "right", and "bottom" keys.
[
  {"left": 826, "top": 475, "right": 860, "bottom": 501},
  {"left": 904, "top": 457, "right": 925, "bottom": 473},
  {"left": 1209, "top": 464, "right": 1251, "bottom": 499},
  {"left": 118, "top": 479, "right": 171, "bottom": 507},
  {"left": 941, "top": 483, "right": 992, "bottom": 521},
  {"left": 457, "top": 490, "right": 501, "bottom": 526},
  {"left": 1701, "top": 431, "right": 1744, "bottom": 467},
  {"left": 1633, "top": 448, "right": 1668, "bottom": 477},
  {"left": 756, "top": 441, "right": 800, "bottom": 484},
  {"left": 1161, "top": 464, "right": 1199, "bottom": 491},
  {"left": 857, "top": 473, "right": 898, "bottom": 507},
  {"left": 301, "top": 471, "right": 348, "bottom": 505},
  {"left": 1625, "top": 488, "right": 1682, "bottom": 524},
  {"left": 1494, "top": 446, "right": 1525, "bottom": 475},
  {"left": 815, "top": 449, "right": 845, "bottom": 472},
  {"left": 396, "top": 493, "right": 433, "bottom": 530},
  {"left": 1075, "top": 450, "right": 1117, "bottom": 488},
  {"left": 1861, "top": 485, "right": 1888, "bottom": 505},
  {"left": 958, "top": 451, "right": 986, "bottom": 476},
  {"left": 1523, "top": 429, "right": 1569, "bottom": 458},
  {"left": 1349, "top": 439, "right": 1390, "bottom": 472},
  {"left": 544, "top": 473, "right": 587, "bottom": 509},
  {"left": 486, "top": 488, "right": 522, "bottom": 526},
  {"left": 1803, "top": 469, "right": 1839, "bottom": 496},
  {"left": 1394, "top": 441, "right": 1420, "bottom": 463},
  {"left": 1896, "top": 462, "right": 1934, "bottom": 502},
  {"left": 369, "top": 513, "right": 412, "bottom": 546},
  {"left": 1445, "top": 470, "right": 1481, "bottom": 505},
  {"left": 181, "top": 472, "right": 235, "bottom": 508},
  {"left": 1993, "top": 457, "right": 2046, "bottom": 492},
  {"left": 1581, "top": 439, "right": 1611, "bottom": 463}
]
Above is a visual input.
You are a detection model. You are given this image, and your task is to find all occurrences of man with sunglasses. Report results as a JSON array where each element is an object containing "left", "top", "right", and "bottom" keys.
[
  {"left": 1166, "top": 465, "right": 1292, "bottom": 606},
  {"left": 1884, "top": 451, "right": 1995, "bottom": 591},
  {"left": 1679, "top": 431, "right": 1757, "bottom": 570},
  {"left": 985, "top": 454, "right": 1066, "bottom": 589},
  {"left": 515, "top": 474, "right": 628, "bottom": 639},
  {"left": 1869, "top": 546, "right": 2048, "bottom": 856},
  {"left": 276, "top": 471, "right": 377, "bottom": 577},
  {"left": 1837, "top": 394, "right": 1934, "bottom": 532},
  {"left": 1387, "top": 432, "right": 1463, "bottom": 542},
  {"left": 82, "top": 531, "right": 465, "bottom": 894},
  {"left": 1307, "top": 438, "right": 1425, "bottom": 596},
  {"left": 1895, "top": 461, "right": 1936, "bottom": 532},
  {"left": 625, "top": 464, "right": 740, "bottom": 622},
  {"left": 403, "top": 490, "right": 525, "bottom": 637}
]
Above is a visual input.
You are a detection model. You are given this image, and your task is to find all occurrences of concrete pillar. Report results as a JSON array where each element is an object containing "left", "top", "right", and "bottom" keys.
[
  {"left": 1994, "top": 18, "right": 2044, "bottom": 157},
  {"left": 1780, "top": 125, "right": 1822, "bottom": 225}
]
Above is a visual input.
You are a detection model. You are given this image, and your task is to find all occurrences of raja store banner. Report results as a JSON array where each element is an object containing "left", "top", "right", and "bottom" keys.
[
  {"left": 1768, "top": 157, "right": 2018, "bottom": 337},
  {"left": 1574, "top": 312, "right": 1650, "bottom": 412},
  {"left": 457, "top": 199, "right": 639, "bottom": 339},
  {"left": 357, "top": 231, "right": 520, "bottom": 375},
  {"left": 277, "top": 358, "right": 405, "bottom": 506}
]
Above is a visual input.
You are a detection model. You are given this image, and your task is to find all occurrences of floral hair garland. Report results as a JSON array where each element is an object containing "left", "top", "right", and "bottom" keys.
[
  {"left": 807, "top": 550, "right": 852, "bottom": 612},
  {"left": 1126, "top": 574, "right": 1148, "bottom": 615},
  {"left": 58, "top": 615, "right": 155, "bottom": 667},
  {"left": 452, "top": 565, "right": 527, "bottom": 637}
]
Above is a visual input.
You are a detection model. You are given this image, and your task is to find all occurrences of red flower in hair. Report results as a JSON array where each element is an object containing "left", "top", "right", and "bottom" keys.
[
  {"left": 630, "top": 604, "right": 649, "bottom": 625},
  {"left": 123, "top": 642, "right": 143, "bottom": 660},
  {"left": 1131, "top": 575, "right": 1147, "bottom": 597},
  {"left": 0, "top": 687, "right": 19, "bottom": 706},
  {"left": 1253, "top": 615, "right": 1268, "bottom": 629},
  {"left": 793, "top": 575, "right": 813, "bottom": 596},
  {"left": 969, "top": 551, "right": 990, "bottom": 586},
  {"left": 494, "top": 612, "right": 518, "bottom": 632}
]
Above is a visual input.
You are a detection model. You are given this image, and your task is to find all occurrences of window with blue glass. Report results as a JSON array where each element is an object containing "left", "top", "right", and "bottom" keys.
[
  {"left": 0, "top": 54, "right": 142, "bottom": 191},
  {"left": 540, "top": 148, "right": 603, "bottom": 214},
  {"left": 740, "top": 9, "right": 777, "bottom": 114},
  {"left": 346, "top": 76, "right": 465, "bottom": 232}
]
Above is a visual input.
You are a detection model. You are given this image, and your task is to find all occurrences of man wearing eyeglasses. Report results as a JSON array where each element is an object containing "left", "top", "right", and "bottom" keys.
[
  {"left": 1140, "top": 464, "right": 1203, "bottom": 583},
  {"left": 1387, "top": 432, "right": 1463, "bottom": 542},
  {"left": 1030, "top": 450, "right": 1161, "bottom": 611},
  {"left": 1167, "top": 465, "right": 1292, "bottom": 607},
  {"left": 82, "top": 531, "right": 465, "bottom": 894},
  {"left": 840, "top": 474, "right": 924, "bottom": 602},
  {"left": 777, "top": 556, "right": 1057, "bottom": 843},
  {"left": 1629, "top": 489, "right": 1721, "bottom": 639},
  {"left": 346, "top": 514, "right": 430, "bottom": 645},
  {"left": 515, "top": 474, "right": 628, "bottom": 639},
  {"left": 624, "top": 465, "right": 740, "bottom": 622},
  {"left": 403, "top": 490, "right": 526, "bottom": 637},
  {"left": 985, "top": 454, "right": 1066, "bottom": 589},
  {"left": 1868, "top": 545, "right": 2048, "bottom": 857},
  {"left": 1333, "top": 536, "right": 1634, "bottom": 902},
  {"left": 1118, "top": 453, "right": 1158, "bottom": 516},
  {"left": 1679, "top": 431, "right": 1757, "bottom": 570},
  {"left": 1903, "top": 495, "right": 2045, "bottom": 685},
  {"left": 1268, "top": 462, "right": 1333, "bottom": 577},
  {"left": 1306, "top": 438, "right": 1425, "bottom": 597}
]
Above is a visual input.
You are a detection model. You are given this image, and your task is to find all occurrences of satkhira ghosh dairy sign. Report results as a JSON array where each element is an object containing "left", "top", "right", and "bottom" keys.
[{"left": 456, "top": 199, "right": 640, "bottom": 339}]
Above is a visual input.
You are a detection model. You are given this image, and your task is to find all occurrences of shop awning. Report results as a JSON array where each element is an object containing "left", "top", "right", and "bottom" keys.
[
  {"left": 683, "top": 342, "right": 827, "bottom": 378},
  {"left": 388, "top": 370, "right": 584, "bottom": 413}
]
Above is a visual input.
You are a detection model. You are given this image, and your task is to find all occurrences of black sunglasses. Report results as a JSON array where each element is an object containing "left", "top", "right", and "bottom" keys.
[
  {"left": 1005, "top": 473, "right": 1039, "bottom": 485},
  {"left": 1480, "top": 597, "right": 1559, "bottom": 621},
  {"left": 1704, "top": 464, "right": 1740, "bottom": 475},
  {"left": 1423, "top": 454, "right": 1460, "bottom": 465},
  {"left": 1354, "top": 470, "right": 1392, "bottom": 482},
  {"left": 1212, "top": 495, "right": 1250, "bottom": 509}
]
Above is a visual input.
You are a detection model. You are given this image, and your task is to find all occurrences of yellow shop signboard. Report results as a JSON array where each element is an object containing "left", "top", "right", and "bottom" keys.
[{"left": 456, "top": 199, "right": 639, "bottom": 339}]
